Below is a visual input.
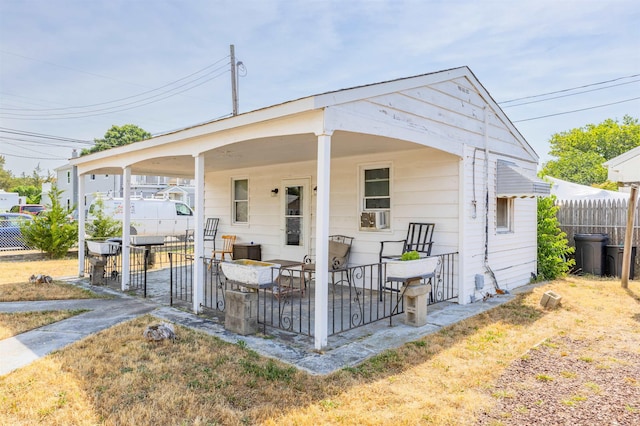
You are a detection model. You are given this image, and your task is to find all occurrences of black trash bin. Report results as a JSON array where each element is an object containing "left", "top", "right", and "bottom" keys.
[
  {"left": 574, "top": 233, "right": 609, "bottom": 276},
  {"left": 605, "top": 245, "right": 636, "bottom": 278}
]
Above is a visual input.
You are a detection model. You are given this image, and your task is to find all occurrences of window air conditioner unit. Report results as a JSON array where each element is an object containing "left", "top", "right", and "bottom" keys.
[
  {"left": 375, "top": 211, "right": 389, "bottom": 229},
  {"left": 360, "top": 211, "right": 389, "bottom": 229}
]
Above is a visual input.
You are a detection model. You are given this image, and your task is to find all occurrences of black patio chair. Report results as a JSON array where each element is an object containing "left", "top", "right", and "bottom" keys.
[
  {"left": 379, "top": 222, "right": 435, "bottom": 263},
  {"left": 204, "top": 217, "right": 219, "bottom": 251}
]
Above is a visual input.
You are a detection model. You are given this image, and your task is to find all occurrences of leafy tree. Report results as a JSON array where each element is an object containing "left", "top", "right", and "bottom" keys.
[
  {"left": 86, "top": 197, "right": 122, "bottom": 238},
  {"left": 20, "top": 186, "right": 78, "bottom": 259},
  {"left": 0, "top": 156, "right": 17, "bottom": 191},
  {"left": 10, "top": 185, "right": 42, "bottom": 204},
  {"left": 536, "top": 196, "right": 574, "bottom": 281},
  {"left": 540, "top": 115, "right": 640, "bottom": 186},
  {"left": 81, "top": 124, "right": 151, "bottom": 156}
]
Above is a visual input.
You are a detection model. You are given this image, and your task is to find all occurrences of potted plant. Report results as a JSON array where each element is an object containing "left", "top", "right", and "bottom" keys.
[{"left": 385, "top": 250, "right": 439, "bottom": 280}]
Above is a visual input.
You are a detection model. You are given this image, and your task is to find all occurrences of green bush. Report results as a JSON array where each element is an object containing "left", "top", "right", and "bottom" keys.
[
  {"left": 20, "top": 186, "right": 78, "bottom": 259},
  {"left": 86, "top": 198, "right": 122, "bottom": 239},
  {"left": 537, "top": 196, "right": 575, "bottom": 280},
  {"left": 400, "top": 250, "right": 421, "bottom": 261}
]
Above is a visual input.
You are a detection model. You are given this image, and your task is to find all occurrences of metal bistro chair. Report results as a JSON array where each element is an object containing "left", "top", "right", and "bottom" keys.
[
  {"left": 379, "top": 222, "right": 435, "bottom": 263},
  {"left": 303, "top": 235, "right": 354, "bottom": 290},
  {"left": 204, "top": 217, "right": 220, "bottom": 251}
]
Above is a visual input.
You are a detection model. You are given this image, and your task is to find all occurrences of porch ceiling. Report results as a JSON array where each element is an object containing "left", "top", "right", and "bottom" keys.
[{"left": 114, "top": 132, "right": 423, "bottom": 178}]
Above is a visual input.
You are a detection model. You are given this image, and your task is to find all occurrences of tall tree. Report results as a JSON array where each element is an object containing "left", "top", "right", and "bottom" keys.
[
  {"left": 0, "top": 156, "right": 16, "bottom": 191},
  {"left": 540, "top": 115, "right": 640, "bottom": 186},
  {"left": 81, "top": 124, "right": 151, "bottom": 156}
]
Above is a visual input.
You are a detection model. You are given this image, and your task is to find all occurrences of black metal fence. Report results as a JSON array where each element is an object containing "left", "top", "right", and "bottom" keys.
[
  {"left": 84, "top": 237, "right": 193, "bottom": 290},
  {"left": 166, "top": 252, "right": 459, "bottom": 338}
]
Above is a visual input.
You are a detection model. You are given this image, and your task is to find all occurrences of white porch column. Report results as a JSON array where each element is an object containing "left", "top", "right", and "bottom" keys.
[
  {"left": 193, "top": 154, "right": 205, "bottom": 314},
  {"left": 121, "top": 167, "right": 131, "bottom": 291},
  {"left": 77, "top": 174, "right": 85, "bottom": 277},
  {"left": 314, "top": 131, "right": 332, "bottom": 350}
]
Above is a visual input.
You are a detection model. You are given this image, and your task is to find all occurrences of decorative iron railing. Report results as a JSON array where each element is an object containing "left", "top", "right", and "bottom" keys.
[{"left": 165, "top": 252, "right": 459, "bottom": 338}]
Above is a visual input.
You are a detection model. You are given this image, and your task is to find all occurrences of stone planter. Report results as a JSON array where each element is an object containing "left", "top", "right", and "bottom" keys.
[
  {"left": 87, "top": 240, "right": 119, "bottom": 255},
  {"left": 385, "top": 256, "right": 439, "bottom": 280},
  {"left": 220, "top": 259, "right": 281, "bottom": 288}
]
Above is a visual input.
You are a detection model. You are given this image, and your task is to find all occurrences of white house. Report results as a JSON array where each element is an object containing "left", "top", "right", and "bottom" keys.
[
  {"left": 70, "top": 66, "right": 549, "bottom": 349},
  {"left": 604, "top": 146, "right": 640, "bottom": 191},
  {"left": 56, "top": 150, "right": 194, "bottom": 212}
]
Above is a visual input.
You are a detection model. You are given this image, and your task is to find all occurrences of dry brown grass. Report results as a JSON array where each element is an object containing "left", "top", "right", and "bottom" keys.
[
  {"left": 0, "top": 257, "right": 78, "bottom": 285},
  {"left": 0, "top": 310, "right": 87, "bottom": 340},
  {"left": 0, "top": 277, "right": 638, "bottom": 425},
  {"left": 0, "top": 257, "right": 97, "bottom": 302}
]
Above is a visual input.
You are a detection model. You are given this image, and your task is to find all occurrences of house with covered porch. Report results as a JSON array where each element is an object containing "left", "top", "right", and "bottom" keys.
[{"left": 71, "top": 66, "right": 549, "bottom": 350}]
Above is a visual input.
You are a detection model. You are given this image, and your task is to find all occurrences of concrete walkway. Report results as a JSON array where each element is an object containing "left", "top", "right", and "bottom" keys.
[{"left": 0, "top": 278, "right": 526, "bottom": 376}]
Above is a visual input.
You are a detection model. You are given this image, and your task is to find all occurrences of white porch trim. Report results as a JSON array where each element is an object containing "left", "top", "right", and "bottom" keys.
[
  {"left": 193, "top": 154, "right": 205, "bottom": 314},
  {"left": 77, "top": 175, "right": 85, "bottom": 277},
  {"left": 121, "top": 166, "right": 131, "bottom": 291},
  {"left": 314, "top": 131, "right": 332, "bottom": 350}
]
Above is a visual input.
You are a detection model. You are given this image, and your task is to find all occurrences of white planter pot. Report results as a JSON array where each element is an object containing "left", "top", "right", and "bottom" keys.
[
  {"left": 385, "top": 256, "right": 439, "bottom": 280},
  {"left": 221, "top": 259, "right": 281, "bottom": 286},
  {"left": 87, "top": 241, "right": 119, "bottom": 255}
]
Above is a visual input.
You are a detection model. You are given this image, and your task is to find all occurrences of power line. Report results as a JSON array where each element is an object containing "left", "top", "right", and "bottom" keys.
[
  {"left": 513, "top": 97, "right": 640, "bottom": 123},
  {"left": 0, "top": 128, "right": 92, "bottom": 144},
  {"left": 502, "top": 79, "right": 640, "bottom": 108},
  {"left": 0, "top": 55, "right": 230, "bottom": 112},
  {"left": 0, "top": 150, "right": 68, "bottom": 160},
  {"left": 499, "top": 74, "right": 640, "bottom": 104},
  {"left": 0, "top": 66, "right": 230, "bottom": 119}
]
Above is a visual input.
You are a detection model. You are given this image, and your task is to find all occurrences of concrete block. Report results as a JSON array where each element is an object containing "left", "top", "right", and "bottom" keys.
[
  {"left": 540, "top": 291, "right": 562, "bottom": 308},
  {"left": 403, "top": 284, "right": 431, "bottom": 327},
  {"left": 89, "top": 257, "right": 106, "bottom": 285},
  {"left": 225, "top": 289, "right": 258, "bottom": 335}
]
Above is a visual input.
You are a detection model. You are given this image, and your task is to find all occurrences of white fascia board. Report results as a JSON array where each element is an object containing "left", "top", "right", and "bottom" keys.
[
  {"left": 313, "top": 67, "right": 470, "bottom": 109},
  {"left": 70, "top": 97, "right": 319, "bottom": 169},
  {"left": 604, "top": 145, "right": 640, "bottom": 168}
]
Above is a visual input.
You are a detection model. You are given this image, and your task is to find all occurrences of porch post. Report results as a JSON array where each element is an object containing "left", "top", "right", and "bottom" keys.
[
  {"left": 121, "top": 166, "right": 131, "bottom": 291},
  {"left": 193, "top": 154, "right": 205, "bottom": 314},
  {"left": 77, "top": 173, "right": 85, "bottom": 277},
  {"left": 314, "top": 131, "right": 333, "bottom": 350}
]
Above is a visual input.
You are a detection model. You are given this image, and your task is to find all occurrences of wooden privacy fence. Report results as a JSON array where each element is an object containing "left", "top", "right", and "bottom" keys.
[{"left": 556, "top": 198, "right": 640, "bottom": 273}]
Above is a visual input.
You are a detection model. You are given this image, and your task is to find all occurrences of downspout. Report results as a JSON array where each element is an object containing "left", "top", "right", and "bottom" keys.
[{"left": 483, "top": 107, "right": 501, "bottom": 293}]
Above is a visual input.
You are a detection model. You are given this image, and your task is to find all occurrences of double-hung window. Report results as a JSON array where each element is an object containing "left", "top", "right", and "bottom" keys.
[{"left": 360, "top": 166, "right": 390, "bottom": 229}]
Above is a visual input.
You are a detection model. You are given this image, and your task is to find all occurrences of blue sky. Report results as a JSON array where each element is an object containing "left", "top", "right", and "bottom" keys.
[{"left": 1, "top": 0, "right": 638, "bottom": 176}]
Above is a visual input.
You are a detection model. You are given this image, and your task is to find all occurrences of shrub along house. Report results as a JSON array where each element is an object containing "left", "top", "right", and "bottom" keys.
[{"left": 71, "top": 66, "right": 549, "bottom": 349}]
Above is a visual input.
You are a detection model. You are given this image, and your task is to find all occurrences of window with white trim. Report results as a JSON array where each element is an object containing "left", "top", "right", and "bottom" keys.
[
  {"left": 496, "top": 197, "right": 514, "bottom": 232},
  {"left": 360, "top": 166, "right": 390, "bottom": 230},
  {"left": 232, "top": 178, "right": 248, "bottom": 223},
  {"left": 66, "top": 171, "right": 71, "bottom": 184}
]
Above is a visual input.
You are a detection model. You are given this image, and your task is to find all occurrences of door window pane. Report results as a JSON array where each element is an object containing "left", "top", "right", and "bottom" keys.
[{"left": 285, "top": 186, "right": 303, "bottom": 246}]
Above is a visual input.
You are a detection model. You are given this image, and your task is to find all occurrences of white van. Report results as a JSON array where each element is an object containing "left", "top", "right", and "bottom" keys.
[{"left": 88, "top": 197, "right": 193, "bottom": 236}]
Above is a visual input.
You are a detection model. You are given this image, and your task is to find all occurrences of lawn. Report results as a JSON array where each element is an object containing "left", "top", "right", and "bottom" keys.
[
  {"left": 0, "top": 257, "right": 99, "bottom": 339},
  {"left": 0, "top": 257, "right": 96, "bottom": 302},
  {"left": 1, "top": 276, "right": 638, "bottom": 425}
]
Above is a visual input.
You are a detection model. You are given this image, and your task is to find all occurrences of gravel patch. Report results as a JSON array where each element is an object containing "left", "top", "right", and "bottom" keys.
[{"left": 477, "top": 336, "right": 640, "bottom": 425}]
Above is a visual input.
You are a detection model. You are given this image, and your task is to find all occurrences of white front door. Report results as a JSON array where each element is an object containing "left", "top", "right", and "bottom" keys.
[{"left": 280, "top": 178, "right": 311, "bottom": 261}]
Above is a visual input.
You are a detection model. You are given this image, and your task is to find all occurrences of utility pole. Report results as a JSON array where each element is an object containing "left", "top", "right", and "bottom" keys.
[
  {"left": 621, "top": 184, "right": 638, "bottom": 288},
  {"left": 230, "top": 44, "right": 238, "bottom": 116}
]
